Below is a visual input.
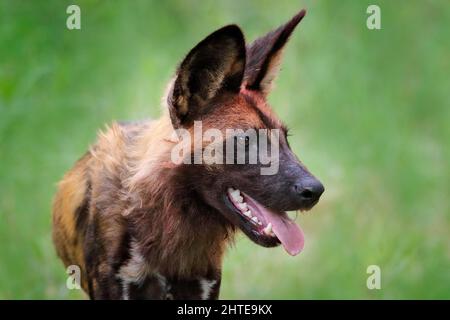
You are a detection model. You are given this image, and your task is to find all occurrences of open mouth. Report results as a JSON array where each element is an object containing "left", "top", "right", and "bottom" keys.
[{"left": 226, "top": 187, "right": 305, "bottom": 256}]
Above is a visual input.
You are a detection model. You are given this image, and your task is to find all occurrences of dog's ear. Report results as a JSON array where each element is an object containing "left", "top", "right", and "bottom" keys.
[
  {"left": 244, "top": 10, "right": 306, "bottom": 96},
  {"left": 168, "top": 25, "right": 246, "bottom": 128}
]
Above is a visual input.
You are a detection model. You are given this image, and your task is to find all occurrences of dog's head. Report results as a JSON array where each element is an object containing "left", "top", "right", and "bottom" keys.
[{"left": 167, "top": 10, "right": 323, "bottom": 255}]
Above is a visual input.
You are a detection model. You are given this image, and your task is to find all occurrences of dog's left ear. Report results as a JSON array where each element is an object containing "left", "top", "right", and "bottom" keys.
[
  {"left": 168, "top": 25, "right": 246, "bottom": 128},
  {"left": 244, "top": 9, "right": 306, "bottom": 96}
]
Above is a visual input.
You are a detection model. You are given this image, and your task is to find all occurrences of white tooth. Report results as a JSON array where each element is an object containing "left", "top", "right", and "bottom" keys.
[
  {"left": 230, "top": 189, "right": 241, "bottom": 198},
  {"left": 258, "top": 221, "right": 263, "bottom": 226},
  {"left": 269, "top": 227, "right": 276, "bottom": 236},
  {"left": 251, "top": 216, "right": 259, "bottom": 224},
  {"left": 243, "top": 210, "right": 252, "bottom": 218},
  {"left": 237, "top": 202, "right": 247, "bottom": 210},
  {"left": 228, "top": 189, "right": 244, "bottom": 203},
  {"left": 263, "top": 223, "right": 273, "bottom": 235}
]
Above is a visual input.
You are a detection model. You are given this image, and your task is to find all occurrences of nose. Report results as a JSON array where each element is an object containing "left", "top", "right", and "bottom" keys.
[{"left": 294, "top": 178, "right": 324, "bottom": 202}]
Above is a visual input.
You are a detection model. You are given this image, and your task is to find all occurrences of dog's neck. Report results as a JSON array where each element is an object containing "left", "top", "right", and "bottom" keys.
[{"left": 125, "top": 117, "right": 234, "bottom": 278}]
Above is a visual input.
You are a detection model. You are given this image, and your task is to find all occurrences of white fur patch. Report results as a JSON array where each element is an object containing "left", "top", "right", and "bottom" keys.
[
  {"left": 199, "top": 279, "right": 217, "bottom": 300},
  {"left": 117, "top": 240, "right": 150, "bottom": 300}
]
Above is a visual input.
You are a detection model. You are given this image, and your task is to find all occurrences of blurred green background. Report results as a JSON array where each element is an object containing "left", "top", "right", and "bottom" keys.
[{"left": 0, "top": 0, "right": 449, "bottom": 299}]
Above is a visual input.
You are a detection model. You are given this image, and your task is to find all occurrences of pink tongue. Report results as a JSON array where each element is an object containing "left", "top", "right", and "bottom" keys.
[{"left": 260, "top": 207, "right": 305, "bottom": 256}]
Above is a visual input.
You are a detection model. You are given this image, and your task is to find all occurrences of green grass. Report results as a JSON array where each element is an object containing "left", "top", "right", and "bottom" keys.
[{"left": 0, "top": 0, "right": 449, "bottom": 299}]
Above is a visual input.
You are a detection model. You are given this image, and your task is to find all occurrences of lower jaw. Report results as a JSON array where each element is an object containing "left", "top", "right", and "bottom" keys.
[
  {"left": 223, "top": 194, "right": 281, "bottom": 247},
  {"left": 247, "top": 230, "right": 281, "bottom": 247}
]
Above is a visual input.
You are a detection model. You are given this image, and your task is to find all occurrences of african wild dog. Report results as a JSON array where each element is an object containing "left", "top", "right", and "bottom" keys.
[{"left": 52, "top": 9, "right": 324, "bottom": 300}]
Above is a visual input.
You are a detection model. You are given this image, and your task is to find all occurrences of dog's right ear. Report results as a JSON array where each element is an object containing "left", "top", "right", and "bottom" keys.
[
  {"left": 244, "top": 10, "right": 306, "bottom": 96},
  {"left": 168, "top": 25, "right": 246, "bottom": 128}
]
